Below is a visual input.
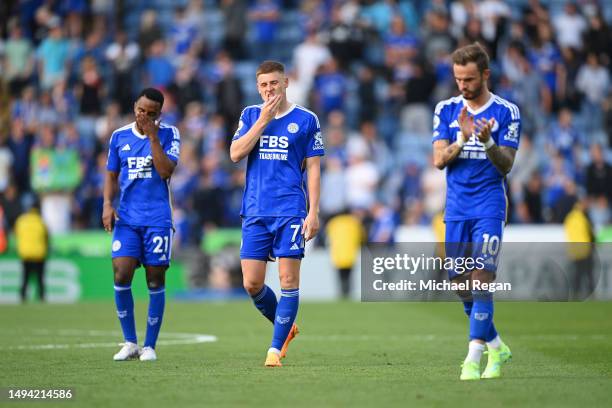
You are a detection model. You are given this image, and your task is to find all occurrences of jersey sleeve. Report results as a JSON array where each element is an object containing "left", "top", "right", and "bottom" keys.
[
  {"left": 163, "top": 126, "right": 181, "bottom": 163},
  {"left": 232, "top": 107, "right": 254, "bottom": 141},
  {"left": 106, "top": 132, "right": 120, "bottom": 172},
  {"left": 306, "top": 114, "right": 325, "bottom": 157},
  {"left": 432, "top": 101, "right": 450, "bottom": 143},
  {"left": 496, "top": 104, "right": 521, "bottom": 150}
]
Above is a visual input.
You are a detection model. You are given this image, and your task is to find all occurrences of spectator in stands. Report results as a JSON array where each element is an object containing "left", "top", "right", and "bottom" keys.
[
  {"left": 221, "top": 0, "right": 248, "bottom": 60},
  {"left": 313, "top": 58, "right": 347, "bottom": 119},
  {"left": 576, "top": 53, "right": 610, "bottom": 134},
  {"left": 552, "top": 1, "right": 587, "bottom": 50},
  {"left": 170, "top": 63, "right": 204, "bottom": 116},
  {"left": 583, "top": 13, "right": 611, "bottom": 62},
  {"left": 4, "top": 18, "right": 35, "bottom": 97},
  {"left": 36, "top": 17, "right": 69, "bottom": 90},
  {"left": 585, "top": 143, "right": 611, "bottom": 230},
  {"left": 138, "top": 10, "right": 163, "bottom": 56},
  {"left": 249, "top": 0, "right": 280, "bottom": 61},
  {"left": 0, "top": 137, "right": 13, "bottom": 195},
  {"left": 519, "top": 171, "right": 544, "bottom": 224},
  {"left": 345, "top": 140, "right": 379, "bottom": 210},
  {"left": 169, "top": 6, "right": 199, "bottom": 63},
  {"left": 7, "top": 118, "right": 34, "bottom": 194},
  {"left": 401, "top": 58, "right": 437, "bottom": 134},
  {"left": 547, "top": 107, "right": 582, "bottom": 167},
  {"left": 145, "top": 40, "right": 175, "bottom": 89},
  {"left": 320, "top": 156, "right": 347, "bottom": 220},
  {"left": 292, "top": 29, "right": 331, "bottom": 93},
  {"left": 105, "top": 30, "right": 140, "bottom": 115},
  {"left": 214, "top": 54, "right": 243, "bottom": 140}
]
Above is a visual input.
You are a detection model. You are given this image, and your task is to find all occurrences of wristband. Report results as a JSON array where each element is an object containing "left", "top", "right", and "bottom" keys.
[
  {"left": 484, "top": 138, "right": 495, "bottom": 150},
  {"left": 456, "top": 137, "right": 465, "bottom": 148}
]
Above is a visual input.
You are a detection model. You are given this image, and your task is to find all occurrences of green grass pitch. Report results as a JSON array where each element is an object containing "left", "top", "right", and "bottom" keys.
[{"left": 1, "top": 301, "right": 611, "bottom": 407}]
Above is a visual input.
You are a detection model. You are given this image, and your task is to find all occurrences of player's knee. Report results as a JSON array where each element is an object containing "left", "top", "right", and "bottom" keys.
[
  {"left": 113, "top": 265, "right": 133, "bottom": 286},
  {"left": 145, "top": 270, "right": 166, "bottom": 290},
  {"left": 471, "top": 269, "right": 493, "bottom": 284},
  {"left": 243, "top": 278, "right": 263, "bottom": 296},
  {"left": 279, "top": 271, "right": 298, "bottom": 289},
  {"left": 146, "top": 278, "right": 165, "bottom": 290}
]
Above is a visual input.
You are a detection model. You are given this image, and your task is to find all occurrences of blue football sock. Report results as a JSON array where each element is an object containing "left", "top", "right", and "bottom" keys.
[
  {"left": 114, "top": 284, "right": 137, "bottom": 344},
  {"left": 270, "top": 288, "right": 299, "bottom": 351},
  {"left": 144, "top": 286, "right": 165, "bottom": 349},
  {"left": 464, "top": 299, "right": 498, "bottom": 341},
  {"left": 486, "top": 319, "right": 498, "bottom": 342},
  {"left": 469, "top": 290, "right": 494, "bottom": 341},
  {"left": 463, "top": 300, "right": 473, "bottom": 316},
  {"left": 251, "top": 285, "right": 278, "bottom": 323}
]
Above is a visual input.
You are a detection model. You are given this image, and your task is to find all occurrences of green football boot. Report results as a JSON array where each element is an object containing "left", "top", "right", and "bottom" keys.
[
  {"left": 460, "top": 361, "right": 481, "bottom": 381},
  {"left": 481, "top": 342, "right": 512, "bottom": 379}
]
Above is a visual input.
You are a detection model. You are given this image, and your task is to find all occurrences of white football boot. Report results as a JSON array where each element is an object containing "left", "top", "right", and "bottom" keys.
[{"left": 113, "top": 342, "right": 140, "bottom": 361}]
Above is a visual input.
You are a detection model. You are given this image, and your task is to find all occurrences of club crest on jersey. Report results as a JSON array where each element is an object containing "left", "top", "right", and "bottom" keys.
[
  {"left": 287, "top": 122, "right": 299, "bottom": 133},
  {"left": 490, "top": 118, "right": 499, "bottom": 132}
]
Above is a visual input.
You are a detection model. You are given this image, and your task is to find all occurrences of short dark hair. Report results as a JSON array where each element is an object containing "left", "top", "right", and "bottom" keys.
[
  {"left": 452, "top": 42, "right": 490, "bottom": 73},
  {"left": 256, "top": 61, "right": 285, "bottom": 77},
  {"left": 137, "top": 88, "right": 164, "bottom": 108}
]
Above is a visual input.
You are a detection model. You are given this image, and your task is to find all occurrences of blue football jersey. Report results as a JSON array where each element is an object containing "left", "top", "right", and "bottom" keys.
[
  {"left": 432, "top": 94, "right": 521, "bottom": 221},
  {"left": 233, "top": 104, "right": 325, "bottom": 217},
  {"left": 106, "top": 122, "right": 181, "bottom": 228}
]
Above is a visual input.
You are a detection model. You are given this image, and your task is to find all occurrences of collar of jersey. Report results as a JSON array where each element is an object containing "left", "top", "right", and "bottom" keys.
[
  {"left": 131, "top": 122, "right": 148, "bottom": 139},
  {"left": 274, "top": 103, "right": 296, "bottom": 120},
  {"left": 462, "top": 92, "right": 496, "bottom": 116}
]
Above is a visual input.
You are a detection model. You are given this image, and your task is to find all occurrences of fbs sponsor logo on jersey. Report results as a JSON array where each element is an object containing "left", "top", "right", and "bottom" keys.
[
  {"left": 127, "top": 155, "right": 154, "bottom": 179},
  {"left": 259, "top": 135, "right": 289, "bottom": 161},
  {"left": 457, "top": 131, "right": 487, "bottom": 160}
]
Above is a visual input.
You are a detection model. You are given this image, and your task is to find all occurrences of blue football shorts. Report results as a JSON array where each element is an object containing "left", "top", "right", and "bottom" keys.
[
  {"left": 444, "top": 218, "right": 504, "bottom": 280},
  {"left": 111, "top": 224, "right": 173, "bottom": 267},
  {"left": 240, "top": 216, "right": 305, "bottom": 261}
]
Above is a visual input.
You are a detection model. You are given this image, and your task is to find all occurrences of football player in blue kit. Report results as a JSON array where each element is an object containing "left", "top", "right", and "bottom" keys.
[
  {"left": 230, "top": 61, "right": 324, "bottom": 367},
  {"left": 432, "top": 43, "right": 520, "bottom": 380},
  {"left": 103, "top": 88, "right": 180, "bottom": 361}
]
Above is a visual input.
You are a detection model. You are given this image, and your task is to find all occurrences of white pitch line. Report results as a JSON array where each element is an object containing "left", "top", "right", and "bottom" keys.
[
  {"left": 296, "top": 334, "right": 609, "bottom": 341},
  {"left": 1, "top": 330, "right": 217, "bottom": 351}
]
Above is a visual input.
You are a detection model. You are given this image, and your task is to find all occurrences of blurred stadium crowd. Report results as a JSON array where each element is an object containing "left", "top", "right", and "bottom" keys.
[{"left": 0, "top": 0, "right": 611, "bottom": 249}]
